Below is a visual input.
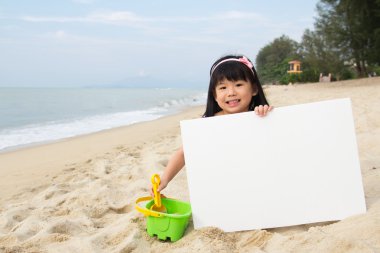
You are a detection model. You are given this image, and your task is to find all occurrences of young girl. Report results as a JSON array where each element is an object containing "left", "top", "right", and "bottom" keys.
[{"left": 155, "top": 54, "right": 272, "bottom": 193}]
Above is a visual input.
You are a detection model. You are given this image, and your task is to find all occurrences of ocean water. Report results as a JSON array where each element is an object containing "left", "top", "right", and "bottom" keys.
[{"left": 0, "top": 87, "right": 206, "bottom": 151}]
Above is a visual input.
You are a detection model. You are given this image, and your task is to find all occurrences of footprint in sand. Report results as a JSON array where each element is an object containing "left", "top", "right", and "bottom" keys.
[
  {"left": 240, "top": 230, "right": 273, "bottom": 248},
  {"left": 0, "top": 207, "right": 34, "bottom": 232},
  {"left": 47, "top": 218, "right": 95, "bottom": 236},
  {"left": 8, "top": 216, "right": 45, "bottom": 242}
]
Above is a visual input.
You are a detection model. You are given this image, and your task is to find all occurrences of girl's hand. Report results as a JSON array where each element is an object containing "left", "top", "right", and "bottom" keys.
[
  {"left": 150, "top": 188, "right": 167, "bottom": 198},
  {"left": 157, "top": 176, "right": 169, "bottom": 192},
  {"left": 149, "top": 175, "right": 169, "bottom": 197},
  {"left": 254, "top": 105, "right": 273, "bottom": 117}
]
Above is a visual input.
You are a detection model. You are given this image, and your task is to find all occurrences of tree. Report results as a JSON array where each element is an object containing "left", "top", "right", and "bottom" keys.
[
  {"left": 256, "top": 35, "right": 300, "bottom": 84},
  {"left": 315, "top": 0, "right": 380, "bottom": 77},
  {"left": 300, "top": 29, "right": 350, "bottom": 80}
]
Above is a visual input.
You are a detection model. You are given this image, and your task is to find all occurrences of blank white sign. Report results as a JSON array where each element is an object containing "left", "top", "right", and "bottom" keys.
[{"left": 180, "top": 98, "right": 366, "bottom": 232}]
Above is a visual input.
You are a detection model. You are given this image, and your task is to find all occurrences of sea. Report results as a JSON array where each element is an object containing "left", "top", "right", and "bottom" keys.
[{"left": 0, "top": 87, "right": 207, "bottom": 152}]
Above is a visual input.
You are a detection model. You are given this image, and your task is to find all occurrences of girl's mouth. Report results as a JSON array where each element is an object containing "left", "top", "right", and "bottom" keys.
[{"left": 226, "top": 99, "right": 240, "bottom": 106}]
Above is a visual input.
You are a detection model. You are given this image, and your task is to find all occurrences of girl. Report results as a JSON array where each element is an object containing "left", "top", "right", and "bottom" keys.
[{"left": 156, "top": 54, "right": 272, "bottom": 193}]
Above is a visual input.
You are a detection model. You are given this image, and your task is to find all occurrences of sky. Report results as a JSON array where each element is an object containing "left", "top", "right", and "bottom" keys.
[{"left": 0, "top": 0, "right": 319, "bottom": 88}]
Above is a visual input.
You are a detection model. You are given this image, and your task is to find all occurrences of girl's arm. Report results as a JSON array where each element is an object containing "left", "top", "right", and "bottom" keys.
[{"left": 157, "top": 146, "right": 185, "bottom": 192}]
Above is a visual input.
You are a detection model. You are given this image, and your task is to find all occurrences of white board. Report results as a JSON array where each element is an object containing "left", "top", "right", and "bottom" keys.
[{"left": 180, "top": 98, "right": 366, "bottom": 232}]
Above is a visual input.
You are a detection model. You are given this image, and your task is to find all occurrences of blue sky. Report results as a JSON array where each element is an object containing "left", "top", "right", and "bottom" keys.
[{"left": 0, "top": 0, "right": 319, "bottom": 87}]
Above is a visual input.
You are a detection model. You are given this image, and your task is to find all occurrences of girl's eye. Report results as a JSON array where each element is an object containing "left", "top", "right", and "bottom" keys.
[
  {"left": 218, "top": 86, "right": 226, "bottom": 90},
  {"left": 236, "top": 83, "right": 243, "bottom": 87}
]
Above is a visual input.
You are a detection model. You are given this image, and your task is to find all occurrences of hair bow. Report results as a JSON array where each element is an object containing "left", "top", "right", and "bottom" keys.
[{"left": 238, "top": 56, "right": 253, "bottom": 69}]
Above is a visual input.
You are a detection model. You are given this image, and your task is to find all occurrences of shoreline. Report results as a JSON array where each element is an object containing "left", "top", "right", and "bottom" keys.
[
  {"left": 0, "top": 86, "right": 207, "bottom": 153},
  {"left": 0, "top": 105, "right": 205, "bottom": 155}
]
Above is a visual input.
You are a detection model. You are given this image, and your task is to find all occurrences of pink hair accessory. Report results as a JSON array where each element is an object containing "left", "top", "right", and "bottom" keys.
[{"left": 210, "top": 56, "right": 254, "bottom": 76}]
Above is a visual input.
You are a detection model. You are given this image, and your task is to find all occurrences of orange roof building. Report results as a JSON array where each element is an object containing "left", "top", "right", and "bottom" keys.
[{"left": 288, "top": 60, "right": 302, "bottom": 74}]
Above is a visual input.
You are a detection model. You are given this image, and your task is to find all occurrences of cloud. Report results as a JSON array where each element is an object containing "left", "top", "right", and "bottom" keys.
[
  {"left": 44, "top": 29, "right": 155, "bottom": 47},
  {"left": 21, "top": 11, "right": 153, "bottom": 32},
  {"left": 138, "top": 70, "right": 147, "bottom": 77},
  {"left": 46, "top": 30, "right": 108, "bottom": 44},
  {"left": 54, "top": 30, "right": 67, "bottom": 39},
  {"left": 87, "top": 11, "right": 148, "bottom": 24},
  {"left": 19, "top": 10, "right": 270, "bottom": 37},
  {"left": 22, "top": 16, "right": 86, "bottom": 23},
  {"left": 174, "top": 36, "right": 223, "bottom": 44},
  {"left": 71, "top": 0, "right": 94, "bottom": 4},
  {"left": 20, "top": 10, "right": 308, "bottom": 44},
  {"left": 21, "top": 10, "right": 264, "bottom": 25},
  {"left": 215, "top": 11, "right": 263, "bottom": 21},
  {"left": 21, "top": 11, "right": 149, "bottom": 25}
]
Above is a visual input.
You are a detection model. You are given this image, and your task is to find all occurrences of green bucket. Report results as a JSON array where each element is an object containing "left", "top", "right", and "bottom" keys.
[{"left": 135, "top": 197, "right": 192, "bottom": 242}]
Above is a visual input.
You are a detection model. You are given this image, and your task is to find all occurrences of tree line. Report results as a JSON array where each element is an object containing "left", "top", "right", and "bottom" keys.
[{"left": 256, "top": 0, "right": 380, "bottom": 84}]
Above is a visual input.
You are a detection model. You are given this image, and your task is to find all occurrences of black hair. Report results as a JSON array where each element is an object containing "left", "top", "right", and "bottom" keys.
[{"left": 203, "top": 54, "right": 269, "bottom": 117}]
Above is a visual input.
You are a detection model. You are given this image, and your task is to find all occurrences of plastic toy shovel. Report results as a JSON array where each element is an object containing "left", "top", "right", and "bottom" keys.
[{"left": 150, "top": 174, "right": 167, "bottom": 213}]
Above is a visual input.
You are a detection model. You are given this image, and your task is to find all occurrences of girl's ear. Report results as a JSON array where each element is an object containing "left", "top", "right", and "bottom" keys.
[{"left": 252, "top": 86, "right": 258, "bottom": 96}]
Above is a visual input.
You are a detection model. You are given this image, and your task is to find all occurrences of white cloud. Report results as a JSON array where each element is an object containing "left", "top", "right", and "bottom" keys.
[
  {"left": 174, "top": 36, "right": 223, "bottom": 44},
  {"left": 54, "top": 30, "right": 67, "bottom": 39},
  {"left": 138, "top": 70, "right": 147, "bottom": 77},
  {"left": 20, "top": 10, "right": 309, "bottom": 44},
  {"left": 22, "top": 16, "right": 85, "bottom": 23},
  {"left": 19, "top": 10, "right": 270, "bottom": 38},
  {"left": 21, "top": 10, "right": 265, "bottom": 25},
  {"left": 21, "top": 11, "right": 150, "bottom": 25},
  {"left": 44, "top": 30, "right": 152, "bottom": 47},
  {"left": 87, "top": 11, "right": 147, "bottom": 24},
  {"left": 21, "top": 11, "right": 152, "bottom": 31},
  {"left": 71, "top": 0, "right": 94, "bottom": 4},
  {"left": 215, "top": 11, "right": 263, "bottom": 21}
]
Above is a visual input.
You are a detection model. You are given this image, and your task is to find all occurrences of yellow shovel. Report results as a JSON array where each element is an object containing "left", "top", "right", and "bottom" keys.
[{"left": 150, "top": 174, "right": 167, "bottom": 213}]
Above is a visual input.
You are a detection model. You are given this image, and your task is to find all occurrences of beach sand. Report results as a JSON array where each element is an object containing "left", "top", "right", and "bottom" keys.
[{"left": 0, "top": 77, "right": 379, "bottom": 253}]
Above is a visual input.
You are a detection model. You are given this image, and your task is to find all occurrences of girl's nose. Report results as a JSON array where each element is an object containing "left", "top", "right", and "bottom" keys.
[{"left": 227, "top": 86, "right": 236, "bottom": 95}]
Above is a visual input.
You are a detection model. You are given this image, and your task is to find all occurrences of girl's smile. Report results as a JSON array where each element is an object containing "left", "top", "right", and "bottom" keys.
[
  {"left": 226, "top": 99, "right": 240, "bottom": 107},
  {"left": 214, "top": 79, "right": 256, "bottom": 115}
]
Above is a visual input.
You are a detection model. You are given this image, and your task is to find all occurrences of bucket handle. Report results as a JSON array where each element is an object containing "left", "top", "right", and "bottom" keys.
[{"left": 135, "top": 196, "right": 164, "bottom": 217}]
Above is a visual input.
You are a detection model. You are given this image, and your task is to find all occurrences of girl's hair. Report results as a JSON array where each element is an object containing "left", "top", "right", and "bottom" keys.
[{"left": 203, "top": 54, "right": 269, "bottom": 117}]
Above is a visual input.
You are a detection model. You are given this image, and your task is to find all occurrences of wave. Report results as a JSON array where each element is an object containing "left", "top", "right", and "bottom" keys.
[{"left": 0, "top": 91, "right": 206, "bottom": 151}]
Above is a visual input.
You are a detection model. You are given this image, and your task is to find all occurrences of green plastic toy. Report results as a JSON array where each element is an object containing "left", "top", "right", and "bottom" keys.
[{"left": 135, "top": 196, "right": 192, "bottom": 241}]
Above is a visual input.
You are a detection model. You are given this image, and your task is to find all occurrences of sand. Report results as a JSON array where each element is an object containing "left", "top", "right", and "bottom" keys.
[{"left": 0, "top": 77, "right": 379, "bottom": 253}]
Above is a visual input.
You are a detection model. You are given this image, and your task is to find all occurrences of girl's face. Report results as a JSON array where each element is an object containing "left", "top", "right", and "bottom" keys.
[{"left": 214, "top": 78, "right": 257, "bottom": 115}]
